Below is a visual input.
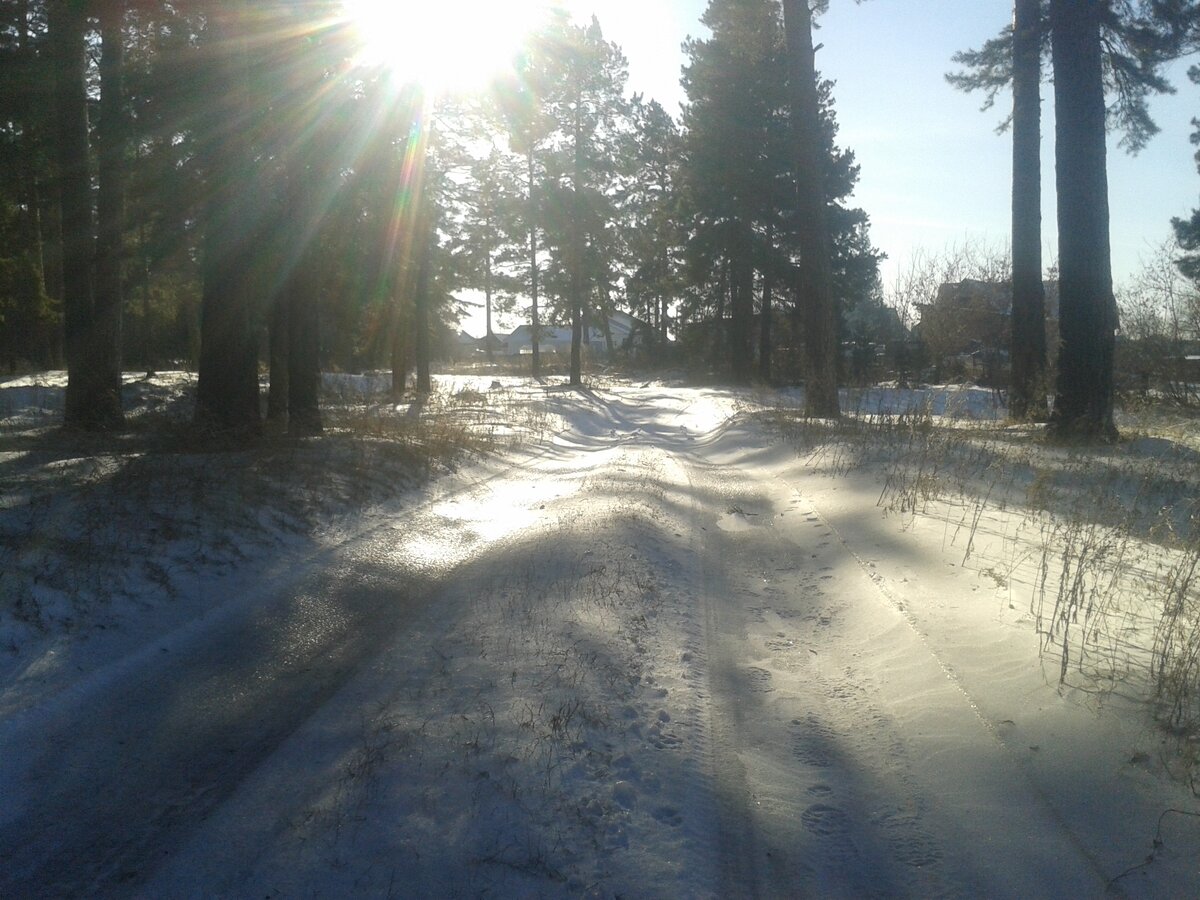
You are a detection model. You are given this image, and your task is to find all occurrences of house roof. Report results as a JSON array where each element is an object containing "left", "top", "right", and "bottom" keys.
[{"left": 926, "top": 279, "right": 1061, "bottom": 320}]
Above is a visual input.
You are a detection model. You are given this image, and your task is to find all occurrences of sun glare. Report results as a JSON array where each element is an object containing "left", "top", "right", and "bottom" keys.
[{"left": 342, "top": 0, "right": 548, "bottom": 93}]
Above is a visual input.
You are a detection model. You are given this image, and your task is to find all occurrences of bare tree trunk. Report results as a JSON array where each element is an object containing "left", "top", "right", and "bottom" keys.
[
  {"left": 287, "top": 256, "right": 322, "bottom": 436},
  {"left": 569, "top": 86, "right": 584, "bottom": 387},
  {"left": 782, "top": 0, "right": 839, "bottom": 418},
  {"left": 484, "top": 241, "right": 494, "bottom": 363},
  {"left": 713, "top": 258, "right": 728, "bottom": 373},
  {"left": 16, "top": 0, "right": 46, "bottom": 299},
  {"left": 1049, "top": 0, "right": 1116, "bottom": 440},
  {"left": 729, "top": 230, "right": 753, "bottom": 384},
  {"left": 390, "top": 300, "right": 408, "bottom": 400},
  {"left": 44, "top": 189, "right": 64, "bottom": 315},
  {"left": 267, "top": 295, "right": 289, "bottom": 421},
  {"left": 50, "top": 0, "right": 110, "bottom": 429},
  {"left": 1009, "top": 0, "right": 1048, "bottom": 421},
  {"left": 138, "top": 212, "right": 154, "bottom": 376},
  {"left": 527, "top": 148, "right": 541, "bottom": 378},
  {"left": 414, "top": 217, "right": 433, "bottom": 395},
  {"left": 195, "top": 2, "right": 261, "bottom": 434},
  {"left": 759, "top": 265, "right": 773, "bottom": 383},
  {"left": 94, "top": 0, "right": 127, "bottom": 426}
]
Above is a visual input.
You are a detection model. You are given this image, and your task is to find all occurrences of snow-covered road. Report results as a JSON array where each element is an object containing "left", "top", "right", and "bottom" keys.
[{"left": 1, "top": 384, "right": 1195, "bottom": 897}]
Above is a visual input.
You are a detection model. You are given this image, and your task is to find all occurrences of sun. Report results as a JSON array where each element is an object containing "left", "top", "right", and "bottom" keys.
[{"left": 341, "top": 0, "right": 550, "bottom": 93}]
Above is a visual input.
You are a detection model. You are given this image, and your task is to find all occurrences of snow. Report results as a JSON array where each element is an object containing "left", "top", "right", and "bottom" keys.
[{"left": 1, "top": 372, "right": 1198, "bottom": 897}]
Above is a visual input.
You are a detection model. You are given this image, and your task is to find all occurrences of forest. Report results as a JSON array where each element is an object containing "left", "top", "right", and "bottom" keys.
[
  {"left": 0, "top": 0, "right": 881, "bottom": 433},
  {"left": 4, "top": 0, "right": 1194, "bottom": 444}
]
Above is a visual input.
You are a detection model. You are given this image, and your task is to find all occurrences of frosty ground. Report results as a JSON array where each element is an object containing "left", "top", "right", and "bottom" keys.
[{"left": 1, "top": 372, "right": 1198, "bottom": 897}]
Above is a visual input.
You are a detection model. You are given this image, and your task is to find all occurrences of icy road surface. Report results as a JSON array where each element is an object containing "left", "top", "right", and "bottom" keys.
[{"left": 1, "top": 384, "right": 1194, "bottom": 897}]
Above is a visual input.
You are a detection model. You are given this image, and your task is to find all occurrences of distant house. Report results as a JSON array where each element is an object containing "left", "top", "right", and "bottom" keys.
[
  {"left": 918, "top": 279, "right": 1060, "bottom": 327},
  {"left": 497, "top": 313, "right": 651, "bottom": 358},
  {"left": 915, "top": 279, "right": 1060, "bottom": 382}
]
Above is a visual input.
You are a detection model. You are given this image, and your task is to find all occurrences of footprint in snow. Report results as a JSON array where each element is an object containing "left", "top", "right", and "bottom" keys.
[
  {"left": 790, "top": 715, "right": 836, "bottom": 768},
  {"left": 801, "top": 803, "right": 851, "bottom": 838},
  {"left": 745, "top": 666, "right": 774, "bottom": 692},
  {"left": 652, "top": 805, "right": 684, "bottom": 827}
]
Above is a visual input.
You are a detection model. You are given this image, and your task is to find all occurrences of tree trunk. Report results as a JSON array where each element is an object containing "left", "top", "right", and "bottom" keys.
[
  {"left": 287, "top": 256, "right": 322, "bottom": 437},
  {"left": 659, "top": 255, "right": 670, "bottom": 343},
  {"left": 94, "top": 0, "right": 126, "bottom": 427},
  {"left": 43, "top": 189, "right": 65, "bottom": 314},
  {"left": 390, "top": 300, "right": 408, "bottom": 400},
  {"left": 195, "top": 2, "right": 262, "bottom": 435},
  {"left": 50, "top": 0, "right": 109, "bottom": 429},
  {"left": 527, "top": 148, "right": 541, "bottom": 378},
  {"left": 267, "top": 294, "right": 289, "bottom": 421},
  {"left": 569, "top": 86, "right": 585, "bottom": 387},
  {"left": 1010, "top": 0, "right": 1048, "bottom": 421},
  {"left": 782, "top": 0, "right": 840, "bottom": 418},
  {"left": 484, "top": 242, "right": 495, "bottom": 363},
  {"left": 759, "top": 266, "right": 773, "bottom": 384},
  {"left": 713, "top": 258, "right": 728, "bottom": 373},
  {"left": 1049, "top": 0, "right": 1117, "bottom": 440},
  {"left": 414, "top": 219, "right": 433, "bottom": 395},
  {"left": 138, "top": 213, "right": 154, "bottom": 376},
  {"left": 16, "top": 0, "right": 47, "bottom": 302},
  {"left": 729, "top": 230, "right": 753, "bottom": 384}
]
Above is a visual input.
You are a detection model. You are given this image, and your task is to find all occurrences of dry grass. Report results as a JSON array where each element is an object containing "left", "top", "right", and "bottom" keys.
[
  {"left": 764, "top": 395, "right": 1200, "bottom": 774},
  {"left": 0, "top": 374, "right": 555, "bottom": 647}
]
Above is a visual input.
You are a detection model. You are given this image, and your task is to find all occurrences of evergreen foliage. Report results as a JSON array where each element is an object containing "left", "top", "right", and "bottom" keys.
[
  {"left": 0, "top": 0, "right": 885, "bottom": 432},
  {"left": 680, "top": 0, "right": 880, "bottom": 385},
  {"left": 951, "top": 0, "right": 1200, "bottom": 439}
]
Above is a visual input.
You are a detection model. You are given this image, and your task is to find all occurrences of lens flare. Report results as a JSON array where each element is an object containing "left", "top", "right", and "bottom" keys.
[{"left": 341, "top": 0, "right": 550, "bottom": 93}]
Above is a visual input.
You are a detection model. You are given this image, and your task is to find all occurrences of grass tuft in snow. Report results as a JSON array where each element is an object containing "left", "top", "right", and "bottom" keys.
[{"left": 764, "top": 389, "right": 1200, "bottom": 771}]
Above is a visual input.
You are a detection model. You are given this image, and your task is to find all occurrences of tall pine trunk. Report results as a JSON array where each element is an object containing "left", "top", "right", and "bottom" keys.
[
  {"left": 50, "top": 0, "right": 113, "bottom": 429},
  {"left": 713, "top": 258, "right": 728, "bottom": 373},
  {"left": 759, "top": 264, "right": 773, "bottom": 383},
  {"left": 195, "top": 2, "right": 261, "bottom": 435},
  {"left": 783, "top": 0, "right": 839, "bottom": 418},
  {"left": 17, "top": 0, "right": 47, "bottom": 305},
  {"left": 484, "top": 240, "right": 495, "bottom": 363},
  {"left": 569, "top": 84, "right": 585, "bottom": 387},
  {"left": 1049, "top": 0, "right": 1117, "bottom": 440},
  {"left": 94, "top": 0, "right": 126, "bottom": 427},
  {"left": 390, "top": 300, "right": 408, "bottom": 401},
  {"left": 287, "top": 254, "right": 322, "bottom": 436},
  {"left": 1009, "top": 0, "right": 1048, "bottom": 421},
  {"left": 527, "top": 148, "right": 541, "bottom": 378},
  {"left": 267, "top": 295, "right": 289, "bottom": 421},
  {"left": 414, "top": 211, "right": 433, "bottom": 395},
  {"left": 729, "top": 227, "right": 753, "bottom": 384}
]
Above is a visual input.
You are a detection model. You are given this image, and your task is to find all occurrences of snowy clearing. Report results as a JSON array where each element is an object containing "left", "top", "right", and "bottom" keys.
[{"left": 1, "top": 373, "right": 1199, "bottom": 897}]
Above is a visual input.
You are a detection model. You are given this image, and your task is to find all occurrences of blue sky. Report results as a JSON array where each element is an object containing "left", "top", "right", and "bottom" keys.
[{"left": 572, "top": 0, "right": 1200, "bottom": 289}]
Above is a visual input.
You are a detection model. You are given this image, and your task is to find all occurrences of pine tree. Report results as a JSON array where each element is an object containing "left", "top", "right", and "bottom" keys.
[
  {"left": 622, "top": 95, "right": 685, "bottom": 347},
  {"left": 536, "top": 14, "right": 631, "bottom": 386},
  {"left": 681, "top": 0, "right": 788, "bottom": 383},
  {"left": 194, "top": 1, "right": 263, "bottom": 434},
  {"left": 682, "top": 0, "right": 879, "bottom": 385},
  {"left": 782, "top": 0, "right": 838, "bottom": 416},
  {"left": 951, "top": 0, "right": 1200, "bottom": 437},
  {"left": 1050, "top": 0, "right": 1117, "bottom": 438},
  {"left": 0, "top": 0, "right": 57, "bottom": 371},
  {"left": 94, "top": 0, "right": 127, "bottom": 428},
  {"left": 50, "top": 0, "right": 124, "bottom": 429},
  {"left": 1010, "top": 0, "right": 1049, "bottom": 421},
  {"left": 1170, "top": 64, "right": 1200, "bottom": 285}
]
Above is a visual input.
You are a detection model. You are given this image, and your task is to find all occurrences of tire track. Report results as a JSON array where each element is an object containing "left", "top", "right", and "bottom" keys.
[{"left": 676, "top": 451, "right": 775, "bottom": 899}]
